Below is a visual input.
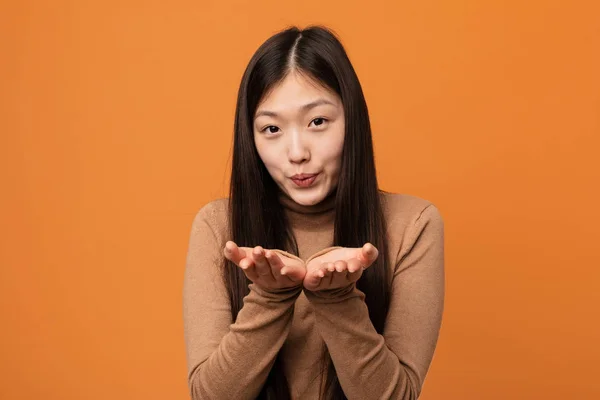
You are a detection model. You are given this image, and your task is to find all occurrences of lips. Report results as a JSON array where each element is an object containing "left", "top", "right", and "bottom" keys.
[
  {"left": 290, "top": 173, "right": 319, "bottom": 188},
  {"left": 291, "top": 173, "right": 318, "bottom": 180}
]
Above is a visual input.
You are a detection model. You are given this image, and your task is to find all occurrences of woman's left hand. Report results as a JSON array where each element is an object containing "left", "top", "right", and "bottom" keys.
[{"left": 303, "top": 243, "right": 379, "bottom": 291}]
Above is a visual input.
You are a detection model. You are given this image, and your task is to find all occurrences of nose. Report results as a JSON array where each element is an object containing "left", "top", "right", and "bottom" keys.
[{"left": 287, "top": 128, "right": 310, "bottom": 164}]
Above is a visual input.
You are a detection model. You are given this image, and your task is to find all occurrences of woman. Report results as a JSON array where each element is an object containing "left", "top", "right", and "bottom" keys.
[{"left": 183, "top": 25, "right": 444, "bottom": 400}]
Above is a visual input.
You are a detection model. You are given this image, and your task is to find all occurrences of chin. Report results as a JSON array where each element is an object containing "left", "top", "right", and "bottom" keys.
[
  {"left": 289, "top": 189, "right": 325, "bottom": 206},
  {"left": 295, "top": 197, "right": 320, "bottom": 206}
]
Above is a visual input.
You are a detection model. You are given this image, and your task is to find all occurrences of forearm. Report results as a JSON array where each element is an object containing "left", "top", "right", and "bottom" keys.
[
  {"left": 189, "top": 284, "right": 301, "bottom": 400},
  {"left": 305, "top": 286, "right": 419, "bottom": 400}
]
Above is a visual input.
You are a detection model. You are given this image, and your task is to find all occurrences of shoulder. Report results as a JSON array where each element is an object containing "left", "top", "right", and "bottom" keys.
[
  {"left": 378, "top": 191, "right": 444, "bottom": 263},
  {"left": 194, "top": 197, "right": 229, "bottom": 221},
  {"left": 190, "top": 198, "right": 230, "bottom": 242},
  {"left": 379, "top": 190, "right": 443, "bottom": 229}
]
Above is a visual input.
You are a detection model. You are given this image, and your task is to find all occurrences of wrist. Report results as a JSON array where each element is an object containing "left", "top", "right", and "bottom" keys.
[
  {"left": 304, "top": 282, "right": 355, "bottom": 299},
  {"left": 249, "top": 282, "right": 303, "bottom": 298}
]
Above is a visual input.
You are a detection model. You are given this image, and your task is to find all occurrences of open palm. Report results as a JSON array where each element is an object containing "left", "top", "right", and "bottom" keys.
[
  {"left": 303, "top": 243, "right": 379, "bottom": 291},
  {"left": 223, "top": 241, "right": 306, "bottom": 291}
]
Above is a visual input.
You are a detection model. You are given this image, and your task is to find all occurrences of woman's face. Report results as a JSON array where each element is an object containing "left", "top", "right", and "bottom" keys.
[{"left": 253, "top": 71, "right": 345, "bottom": 207}]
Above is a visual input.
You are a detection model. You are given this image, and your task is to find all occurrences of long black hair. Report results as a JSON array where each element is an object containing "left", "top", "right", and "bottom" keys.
[{"left": 223, "top": 25, "right": 391, "bottom": 400}]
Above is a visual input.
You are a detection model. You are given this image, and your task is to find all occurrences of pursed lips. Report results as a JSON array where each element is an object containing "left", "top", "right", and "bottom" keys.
[{"left": 290, "top": 173, "right": 319, "bottom": 180}]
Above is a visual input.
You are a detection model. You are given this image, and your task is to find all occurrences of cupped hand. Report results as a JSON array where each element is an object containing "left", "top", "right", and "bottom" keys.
[
  {"left": 223, "top": 241, "right": 306, "bottom": 291},
  {"left": 303, "top": 243, "right": 379, "bottom": 291}
]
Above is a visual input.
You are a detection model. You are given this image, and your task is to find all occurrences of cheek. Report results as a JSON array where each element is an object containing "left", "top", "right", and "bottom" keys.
[
  {"left": 321, "top": 128, "right": 345, "bottom": 168},
  {"left": 256, "top": 143, "right": 283, "bottom": 174}
]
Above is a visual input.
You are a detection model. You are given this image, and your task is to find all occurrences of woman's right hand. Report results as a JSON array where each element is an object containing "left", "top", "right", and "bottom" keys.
[{"left": 223, "top": 241, "right": 306, "bottom": 291}]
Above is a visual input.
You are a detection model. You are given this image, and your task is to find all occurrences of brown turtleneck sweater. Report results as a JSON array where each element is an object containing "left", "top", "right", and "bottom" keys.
[{"left": 182, "top": 191, "right": 444, "bottom": 399}]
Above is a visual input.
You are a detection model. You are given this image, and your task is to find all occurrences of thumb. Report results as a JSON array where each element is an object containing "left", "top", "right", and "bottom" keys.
[
  {"left": 358, "top": 243, "right": 379, "bottom": 266},
  {"left": 303, "top": 268, "right": 322, "bottom": 290}
]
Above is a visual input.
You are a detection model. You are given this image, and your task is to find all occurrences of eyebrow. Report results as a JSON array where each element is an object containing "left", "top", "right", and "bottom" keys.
[{"left": 254, "top": 98, "right": 336, "bottom": 119}]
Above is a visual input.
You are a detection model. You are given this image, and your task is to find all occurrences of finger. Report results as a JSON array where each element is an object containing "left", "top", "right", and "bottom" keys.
[
  {"left": 252, "top": 247, "right": 275, "bottom": 280},
  {"left": 266, "top": 251, "right": 302, "bottom": 283},
  {"left": 235, "top": 256, "right": 259, "bottom": 280},
  {"left": 223, "top": 241, "right": 246, "bottom": 265},
  {"left": 330, "top": 261, "right": 350, "bottom": 287},
  {"left": 316, "top": 264, "right": 330, "bottom": 281},
  {"left": 326, "top": 263, "right": 336, "bottom": 287},
  {"left": 346, "top": 258, "right": 364, "bottom": 282},
  {"left": 346, "top": 258, "right": 363, "bottom": 273},
  {"left": 312, "top": 263, "right": 334, "bottom": 290},
  {"left": 283, "top": 265, "right": 306, "bottom": 283},
  {"left": 239, "top": 257, "right": 253, "bottom": 269},
  {"left": 359, "top": 243, "right": 379, "bottom": 268},
  {"left": 334, "top": 260, "right": 347, "bottom": 273},
  {"left": 333, "top": 261, "right": 349, "bottom": 285},
  {"left": 304, "top": 268, "right": 325, "bottom": 291},
  {"left": 317, "top": 266, "right": 327, "bottom": 278},
  {"left": 243, "top": 264, "right": 260, "bottom": 282},
  {"left": 326, "top": 262, "right": 336, "bottom": 273},
  {"left": 264, "top": 250, "right": 285, "bottom": 271}
]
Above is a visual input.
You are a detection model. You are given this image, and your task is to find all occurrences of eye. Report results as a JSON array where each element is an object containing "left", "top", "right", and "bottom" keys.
[
  {"left": 262, "top": 125, "right": 280, "bottom": 134},
  {"left": 310, "top": 117, "right": 328, "bottom": 128}
]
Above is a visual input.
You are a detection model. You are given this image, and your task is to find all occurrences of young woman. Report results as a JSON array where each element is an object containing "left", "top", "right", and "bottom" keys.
[{"left": 183, "top": 25, "right": 444, "bottom": 400}]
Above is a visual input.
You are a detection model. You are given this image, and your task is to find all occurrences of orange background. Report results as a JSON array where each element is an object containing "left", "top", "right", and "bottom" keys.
[{"left": 1, "top": 0, "right": 599, "bottom": 399}]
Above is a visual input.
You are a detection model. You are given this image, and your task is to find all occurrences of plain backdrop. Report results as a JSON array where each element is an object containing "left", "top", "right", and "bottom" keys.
[{"left": 1, "top": 0, "right": 599, "bottom": 399}]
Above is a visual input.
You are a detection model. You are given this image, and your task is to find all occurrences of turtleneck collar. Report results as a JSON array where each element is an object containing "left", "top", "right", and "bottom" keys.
[{"left": 277, "top": 189, "right": 336, "bottom": 231}]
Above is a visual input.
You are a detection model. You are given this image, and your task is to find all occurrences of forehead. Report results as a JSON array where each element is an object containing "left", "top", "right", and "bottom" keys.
[{"left": 257, "top": 71, "right": 340, "bottom": 111}]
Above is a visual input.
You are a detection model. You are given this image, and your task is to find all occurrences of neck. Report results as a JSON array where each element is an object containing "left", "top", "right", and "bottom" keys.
[{"left": 277, "top": 189, "right": 336, "bottom": 230}]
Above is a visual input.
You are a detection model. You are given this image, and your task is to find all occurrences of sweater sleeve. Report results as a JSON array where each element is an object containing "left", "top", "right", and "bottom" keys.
[
  {"left": 303, "top": 204, "right": 445, "bottom": 400},
  {"left": 182, "top": 204, "right": 302, "bottom": 400}
]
